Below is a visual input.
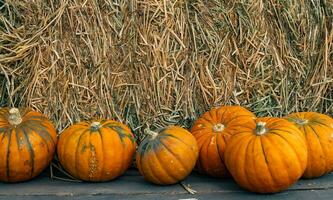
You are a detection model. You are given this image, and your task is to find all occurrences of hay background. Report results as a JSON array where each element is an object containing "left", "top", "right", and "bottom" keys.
[{"left": 0, "top": 0, "right": 332, "bottom": 139}]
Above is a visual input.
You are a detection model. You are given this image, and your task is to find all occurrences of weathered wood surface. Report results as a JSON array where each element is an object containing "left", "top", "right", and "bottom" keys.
[{"left": 0, "top": 169, "right": 332, "bottom": 200}]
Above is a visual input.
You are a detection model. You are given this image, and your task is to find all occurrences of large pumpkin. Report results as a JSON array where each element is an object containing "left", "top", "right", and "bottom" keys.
[
  {"left": 285, "top": 112, "right": 333, "bottom": 178},
  {"left": 190, "top": 106, "right": 255, "bottom": 177},
  {"left": 224, "top": 117, "right": 308, "bottom": 193},
  {"left": 57, "top": 120, "right": 136, "bottom": 182},
  {"left": 0, "top": 107, "right": 57, "bottom": 182},
  {"left": 136, "top": 126, "right": 198, "bottom": 185}
]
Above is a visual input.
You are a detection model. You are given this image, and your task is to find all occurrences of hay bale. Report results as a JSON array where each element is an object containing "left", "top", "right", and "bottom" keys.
[{"left": 0, "top": 0, "right": 332, "bottom": 138}]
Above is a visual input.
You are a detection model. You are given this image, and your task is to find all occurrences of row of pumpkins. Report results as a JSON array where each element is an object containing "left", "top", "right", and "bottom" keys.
[{"left": 0, "top": 106, "right": 332, "bottom": 193}]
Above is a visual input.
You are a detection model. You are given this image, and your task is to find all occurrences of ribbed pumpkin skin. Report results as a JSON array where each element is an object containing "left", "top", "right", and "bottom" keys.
[
  {"left": 285, "top": 112, "right": 333, "bottom": 178},
  {"left": 190, "top": 106, "right": 255, "bottom": 178},
  {"left": 224, "top": 117, "right": 308, "bottom": 193},
  {"left": 57, "top": 120, "right": 136, "bottom": 182},
  {"left": 136, "top": 126, "right": 198, "bottom": 185},
  {"left": 0, "top": 108, "right": 57, "bottom": 182}
]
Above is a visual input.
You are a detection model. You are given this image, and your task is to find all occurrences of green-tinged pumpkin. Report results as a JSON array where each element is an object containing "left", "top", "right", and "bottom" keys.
[
  {"left": 224, "top": 117, "right": 308, "bottom": 193},
  {"left": 190, "top": 106, "right": 255, "bottom": 178},
  {"left": 57, "top": 120, "right": 136, "bottom": 182},
  {"left": 285, "top": 112, "right": 333, "bottom": 178},
  {"left": 0, "top": 107, "right": 57, "bottom": 182},
  {"left": 136, "top": 126, "right": 198, "bottom": 185}
]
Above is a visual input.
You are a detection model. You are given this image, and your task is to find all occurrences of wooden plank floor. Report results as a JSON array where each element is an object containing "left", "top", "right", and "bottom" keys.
[{"left": 0, "top": 169, "right": 332, "bottom": 200}]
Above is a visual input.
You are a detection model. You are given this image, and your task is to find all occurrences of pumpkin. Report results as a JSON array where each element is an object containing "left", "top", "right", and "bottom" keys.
[
  {"left": 190, "top": 106, "right": 255, "bottom": 177},
  {"left": 136, "top": 126, "right": 198, "bottom": 185},
  {"left": 285, "top": 112, "right": 333, "bottom": 178},
  {"left": 224, "top": 117, "right": 308, "bottom": 193},
  {"left": 57, "top": 120, "right": 136, "bottom": 182},
  {"left": 0, "top": 107, "right": 57, "bottom": 182}
]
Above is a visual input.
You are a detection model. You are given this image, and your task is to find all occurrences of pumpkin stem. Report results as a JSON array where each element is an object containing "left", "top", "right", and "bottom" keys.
[
  {"left": 90, "top": 121, "right": 101, "bottom": 131},
  {"left": 213, "top": 123, "right": 225, "bottom": 132},
  {"left": 255, "top": 121, "right": 267, "bottom": 135},
  {"left": 144, "top": 128, "right": 158, "bottom": 140},
  {"left": 8, "top": 108, "right": 22, "bottom": 126},
  {"left": 295, "top": 119, "right": 309, "bottom": 125}
]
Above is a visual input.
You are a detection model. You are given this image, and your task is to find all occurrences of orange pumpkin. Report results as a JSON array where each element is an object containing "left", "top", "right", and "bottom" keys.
[
  {"left": 136, "top": 126, "right": 198, "bottom": 185},
  {"left": 224, "top": 117, "right": 308, "bottom": 193},
  {"left": 57, "top": 120, "right": 136, "bottom": 182},
  {"left": 190, "top": 106, "right": 255, "bottom": 177},
  {"left": 285, "top": 112, "right": 333, "bottom": 178},
  {"left": 0, "top": 107, "right": 57, "bottom": 182}
]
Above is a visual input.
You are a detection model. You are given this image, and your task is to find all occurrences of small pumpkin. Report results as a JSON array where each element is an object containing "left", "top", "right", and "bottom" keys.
[
  {"left": 0, "top": 107, "right": 57, "bottom": 182},
  {"left": 224, "top": 117, "right": 307, "bottom": 193},
  {"left": 190, "top": 106, "right": 255, "bottom": 177},
  {"left": 57, "top": 120, "right": 136, "bottom": 182},
  {"left": 136, "top": 126, "right": 198, "bottom": 185},
  {"left": 285, "top": 112, "right": 333, "bottom": 178}
]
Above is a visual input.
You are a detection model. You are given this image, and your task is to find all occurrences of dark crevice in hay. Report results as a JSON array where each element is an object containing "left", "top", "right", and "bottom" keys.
[{"left": 0, "top": 74, "right": 9, "bottom": 106}]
